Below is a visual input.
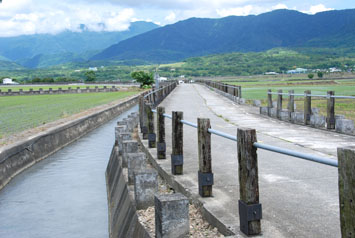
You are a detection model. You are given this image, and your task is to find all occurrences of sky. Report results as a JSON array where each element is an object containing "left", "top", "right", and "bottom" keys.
[{"left": 0, "top": 0, "right": 354, "bottom": 37}]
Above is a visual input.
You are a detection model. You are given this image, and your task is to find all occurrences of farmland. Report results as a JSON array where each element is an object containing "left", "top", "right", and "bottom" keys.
[
  {"left": 224, "top": 77, "right": 355, "bottom": 122},
  {"left": 0, "top": 90, "right": 140, "bottom": 140}
]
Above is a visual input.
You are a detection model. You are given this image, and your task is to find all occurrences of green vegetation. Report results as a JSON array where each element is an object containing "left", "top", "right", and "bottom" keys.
[
  {"left": 131, "top": 71, "right": 154, "bottom": 87},
  {"left": 91, "top": 9, "right": 355, "bottom": 63},
  {"left": 0, "top": 85, "right": 116, "bottom": 92},
  {"left": 2, "top": 47, "right": 354, "bottom": 83},
  {"left": 0, "top": 90, "right": 139, "bottom": 139},
  {"left": 223, "top": 77, "right": 355, "bottom": 122},
  {"left": 85, "top": 71, "right": 96, "bottom": 82}
]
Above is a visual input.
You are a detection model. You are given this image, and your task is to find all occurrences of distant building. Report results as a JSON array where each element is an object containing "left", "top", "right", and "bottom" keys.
[
  {"left": 88, "top": 67, "right": 98, "bottom": 71},
  {"left": 287, "top": 68, "right": 307, "bottom": 74},
  {"left": 158, "top": 77, "right": 167, "bottom": 81},
  {"left": 265, "top": 72, "right": 278, "bottom": 75},
  {"left": 329, "top": 67, "right": 341, "bottom": 73},
  {"left": 2, "top": 78, "right": 19, "bottom": 85}
]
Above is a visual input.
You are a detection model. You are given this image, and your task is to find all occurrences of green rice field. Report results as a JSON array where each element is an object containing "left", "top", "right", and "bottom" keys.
[
  {"left": 0, "top": 85, "right": 120, "bottom": 92},
  {"left": 225, "top": 78, "right": 355, "bottom": 122},
  {"left": 0, "top": 90, "right": 139, "bottom": 139}
]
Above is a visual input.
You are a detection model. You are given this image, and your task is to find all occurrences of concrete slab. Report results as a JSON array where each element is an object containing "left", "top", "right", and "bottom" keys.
[{"left": 140, "top": 84, "right": 355, "bottom": 237}]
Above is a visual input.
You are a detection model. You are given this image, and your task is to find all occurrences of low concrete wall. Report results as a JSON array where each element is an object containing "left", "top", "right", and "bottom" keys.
[
  {"left": 0, "top": 86, "right": 128, "bottom": 96},
  {"left": 105, "top": 146, "right": 150, "bottom": 238},
  {"left": 0, "top": 95, "right": 139, "bottom": 191}
]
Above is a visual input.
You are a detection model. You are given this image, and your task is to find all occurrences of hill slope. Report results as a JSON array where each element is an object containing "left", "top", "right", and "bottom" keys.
[
  {"left": 0, "top": 21, "right": 159, "bottom": 64},
  {"left": 92, "top": 9, "right": 355, "bottom": 63}
]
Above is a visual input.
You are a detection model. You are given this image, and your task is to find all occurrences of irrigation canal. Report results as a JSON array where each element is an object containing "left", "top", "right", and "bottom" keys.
[{"left": 0, "top": 105, "right": 138, "bottom": 238}]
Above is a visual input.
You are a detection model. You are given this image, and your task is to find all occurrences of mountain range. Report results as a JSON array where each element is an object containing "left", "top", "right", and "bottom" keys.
[
  {"left": 0, "top": 21, "right": 159, "bottom": 68},
  {"left": 1, "top": 9, "right": 355, "bottom": 70},
  {"left": 92, "top": 9, "right": 355, "bottom": 63}
]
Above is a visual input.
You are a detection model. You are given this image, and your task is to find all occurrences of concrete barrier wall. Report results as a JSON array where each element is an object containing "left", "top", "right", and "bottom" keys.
[
  {"left": 0, "top": 95, "right": 140, "bottom": 191},
  {"left": 105, "top": 146, "right": 150, "bottom": 238},
  {"left": 0, "top": 86, "right": 127, "bottom": 96}
]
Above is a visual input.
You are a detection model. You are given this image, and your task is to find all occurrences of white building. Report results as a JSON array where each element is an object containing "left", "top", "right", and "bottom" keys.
[
  {"left": 287, "top": 68, "right": 307, "bottom": 74},
  {"left": 88, "top": 67, "right": 98, "bottom": 71},
  {"left": 2, "top": 78, "right": 19, "bottom": 85}
]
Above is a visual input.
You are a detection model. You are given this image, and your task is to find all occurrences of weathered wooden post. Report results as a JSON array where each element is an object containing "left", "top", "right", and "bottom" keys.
[
  {"left": 277, "top": 90, "right": 283, "bottom": 119},
  {"left": 198, "top": 118, "right": 213, "bottom": 197},
  {"left": 157, "top": 107, "right": 166, "bottom": 159},
  {"left": 337, "top": 146, "right": 355, "bottom": 238},
  {"left": 238, "top": 86, "right": 242, "bottom": 98},
  {"left": 288, "top": 90, "right": 295, "bottom": 120},
  {"left": 304, "top": 90, "right": 312, "bottom": 125},
  {"left": 237, "top": 128, "right": 262, "bottom": 236},
  {"left": 267, "top": 89, "right": 273, "bottom": 116},
  {"left": 146, "top": 103, "right": 156, "bottom": 148},
  {"left": 139, "top": 96, "right": 144, "bottom": 131},
  {"left": 171, "top": 111, "right": 183, "bottom": 175},
  {"left": 142, "top": 102, "right": 149, "bottom": 139},
  {"left": 327, "top": 91, "right": 335, "bottom": 129}
]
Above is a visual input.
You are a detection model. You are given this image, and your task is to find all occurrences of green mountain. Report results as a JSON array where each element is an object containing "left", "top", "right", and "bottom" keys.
[
  {"left": 0, "top": 21, "right": 159, "bottom": 68},
  {"left": 92, "top": 9, "right": 355, "bottom": 63},
  {"left": 0, "top": 60, "right": 25, "bottom": 70}
]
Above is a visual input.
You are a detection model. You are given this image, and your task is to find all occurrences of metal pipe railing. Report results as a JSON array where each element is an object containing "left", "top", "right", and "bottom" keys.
[
  {"left": 150, "top": 110, "right": 335, "bottom": 167},
  {"left": 268, "top": 92, "right": 355, "bottom": 99},
  {"left": 253, "top": 142, "right": 338, "bottom": 167}
]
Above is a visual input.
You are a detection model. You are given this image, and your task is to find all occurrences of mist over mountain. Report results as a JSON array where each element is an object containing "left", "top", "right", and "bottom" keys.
[
  {"left": 92, "top": 9, "right": 355, "bottom": 63},
  {"left": 0, "top": 21, "right": 159, "bottom": 68}
]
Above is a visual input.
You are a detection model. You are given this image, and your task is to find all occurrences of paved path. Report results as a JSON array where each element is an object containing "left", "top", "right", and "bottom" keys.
[{"left": 154, "top": 84, "right": 355, "bottom": 237}]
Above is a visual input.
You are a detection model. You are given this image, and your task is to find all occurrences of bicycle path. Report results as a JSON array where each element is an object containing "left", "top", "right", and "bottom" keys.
[{"left": 150, "top": 83, "right": 355, "bottom": 237}]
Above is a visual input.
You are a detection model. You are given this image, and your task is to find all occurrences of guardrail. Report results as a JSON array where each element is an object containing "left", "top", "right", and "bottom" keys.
[
  {"left": 140, "top": 93, "right": 354, "bottom": 237},
  {"left": 196, "top": 80, "right": 242, "bottom": 97},
  {"left": 261, "top": 89, "right": 355, "bottom": 135}
]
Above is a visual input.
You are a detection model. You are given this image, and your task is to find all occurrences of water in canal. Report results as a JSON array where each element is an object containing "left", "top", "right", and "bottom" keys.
[{"left": 0, "top": 105, "right": 138, "bottom": 238}]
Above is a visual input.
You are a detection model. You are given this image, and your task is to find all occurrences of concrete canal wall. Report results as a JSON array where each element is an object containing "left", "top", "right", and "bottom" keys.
[
  {"left": 106, "top": 146, "right": 150, "bottom": 238},
  {"left": 0, "top": 94, "right": 140, "bottom": 191}
]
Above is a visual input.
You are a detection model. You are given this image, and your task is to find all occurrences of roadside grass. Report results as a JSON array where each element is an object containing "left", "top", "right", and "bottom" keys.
[
  {"left": 0, "top": 91, "right": 139, "bottom": 139},
  {"left": 0, "top": 85, "right": 118, "bottom": 92}
]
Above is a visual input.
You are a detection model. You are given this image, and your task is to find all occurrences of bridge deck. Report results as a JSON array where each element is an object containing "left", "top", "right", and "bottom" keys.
[{"left": 157, "top": 84, "right": 355, "bottom": 237}]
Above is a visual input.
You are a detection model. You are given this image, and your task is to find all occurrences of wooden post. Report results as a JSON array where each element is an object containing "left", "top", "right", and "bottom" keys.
[
  {"left": 171, "top": 111, "right": 183, "bottom": 175},
  {"left": 327, "top": 91, "right": 335, "bottom": 129},
  {"left": 288, "top": 90, "right": 295, "bottom": 120},
  {"left": 198, "top": 118, "right": 213, "bottom": 197},
  {"left": 337, "top": 146, "right": 355, "bottom": 238},
  {"left": 142, "top": 102, "right": 149, "bottom": 139},
  {"left": 157, "top": 107, "right": 166, "bottom": 159},
  {"left": 277, "top": 90, "right": 282, "bottom": 119},
  {"left": 304, "top": 90, "right": 312, "bottom": 125},
  {"left": 237, "top": 128, "right": 262, "bottom": 236},
  {"left": 139, "top": 96, "right": 144, "bottom": 131},
  {"left": 267, "top": 89, "right": 272, "bottom": 116},
  {"left": 238, "top": 86, "right": 242, "bottom": 98},
  {"left": 146, "top": 103, "right": 156, "bottom": 148}
]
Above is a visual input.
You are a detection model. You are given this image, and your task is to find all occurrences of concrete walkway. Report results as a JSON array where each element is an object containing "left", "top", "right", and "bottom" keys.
[{"left": 145, "top": 84, "right": 355, "bottom": 237}]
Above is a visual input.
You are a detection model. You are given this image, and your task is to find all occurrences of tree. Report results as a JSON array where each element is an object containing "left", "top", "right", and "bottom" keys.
[
  {"left": 85, "top": 71, "right": 96, "bottom": 82},
  {"left": 131, "top": 71, "right": 154, "bottom": 88},
  {"left": 317, "top": 72, "right": 323, "bottom": 78},
  {"left": 308, "top": 73, "right": 314, "bottom": 79}
]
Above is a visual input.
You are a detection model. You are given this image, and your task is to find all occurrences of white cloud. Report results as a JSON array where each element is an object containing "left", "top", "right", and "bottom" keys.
[
  {"left": 165, "top": 12, "right": 176, "bottom": 22},
  {"left": 216, "top": 5, "right": 254, "bottom": 17},
  {"left": 303, "top": 4, "right": 334, "bottom": 15},
  {"left": 272, "top": 3, "right": 288, "bottom": 10},
  {"left": 0, "top": 1, "right": 135, "bottom": 36}
]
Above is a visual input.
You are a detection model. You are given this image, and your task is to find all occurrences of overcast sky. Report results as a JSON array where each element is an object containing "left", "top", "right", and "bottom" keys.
[{"left": 0, "top": 0, "right": 354, "bottom": 37}]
